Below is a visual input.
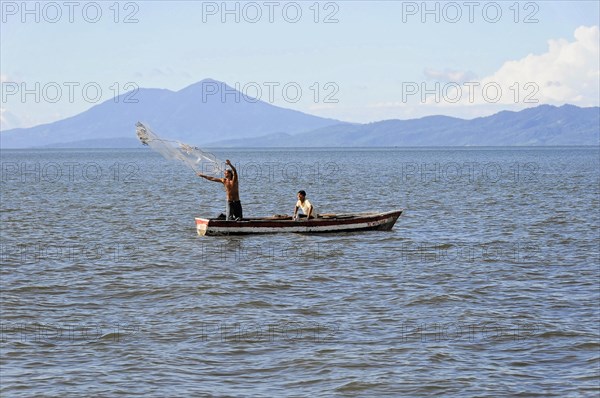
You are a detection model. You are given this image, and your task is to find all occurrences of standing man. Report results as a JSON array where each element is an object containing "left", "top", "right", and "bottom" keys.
[{"left": 197, "top": 159, "right": 243, "bottom": 220}]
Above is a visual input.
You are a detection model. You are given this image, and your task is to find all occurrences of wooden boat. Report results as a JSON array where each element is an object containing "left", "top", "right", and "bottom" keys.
[{"left": 195, "top": 210, "right": 403, "bottom": 236}]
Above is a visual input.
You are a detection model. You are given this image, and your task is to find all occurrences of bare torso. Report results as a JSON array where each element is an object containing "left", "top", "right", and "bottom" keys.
[{"left": 223, "top": 178, "right": 240, "bottom": 201}]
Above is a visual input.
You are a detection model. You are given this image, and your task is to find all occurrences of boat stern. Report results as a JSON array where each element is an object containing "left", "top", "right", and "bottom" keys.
[{"left": 195, "top": 218, "right": 209, "bottom": 236}]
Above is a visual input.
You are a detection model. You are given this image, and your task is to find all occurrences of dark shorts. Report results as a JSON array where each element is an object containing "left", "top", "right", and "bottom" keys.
[{"left": 226, "top": 200, "right": 243, "bottom": 220}]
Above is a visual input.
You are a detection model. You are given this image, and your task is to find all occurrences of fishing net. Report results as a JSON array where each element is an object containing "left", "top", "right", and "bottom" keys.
[{"left": 136, "top": 122, "right": 223, "bottom": 176}]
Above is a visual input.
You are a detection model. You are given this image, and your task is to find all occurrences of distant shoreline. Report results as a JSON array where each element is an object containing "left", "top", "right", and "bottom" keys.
[{"left": 2, "top": 145, "right": 598, "bottom": 151}]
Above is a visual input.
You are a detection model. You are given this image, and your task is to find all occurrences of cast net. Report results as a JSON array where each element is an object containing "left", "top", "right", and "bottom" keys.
[{"left": 136, "top": 122, "right": 223, "bottom": 175}]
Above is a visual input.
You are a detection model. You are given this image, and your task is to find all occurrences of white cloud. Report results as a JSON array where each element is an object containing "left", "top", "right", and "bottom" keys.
[
  {"left": 423, "top": 68, "right": 478, "bottom": 83},
  {"left": 492, "top": 25, "right": 598, "bottom": 104},
  {"left": 361, "top": 26, "right": 599, "bottom": 121},
  {"left": 0, "top": 106, "right": 63, "bottom": 131},
  {"left": 0, "top": 108, "right": 22, "bottom": 131},
  {"left": 437, "top": 25, "right": 600, "bottom": 108}
]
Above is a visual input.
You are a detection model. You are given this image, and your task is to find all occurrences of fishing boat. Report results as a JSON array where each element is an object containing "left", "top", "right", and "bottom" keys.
[{"left": 195, "top": 210, "right": 403, "bottom": 236}]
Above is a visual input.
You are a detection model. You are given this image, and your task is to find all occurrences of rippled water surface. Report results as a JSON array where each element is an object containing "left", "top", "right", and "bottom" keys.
[{"left": 1, "top": 147, "right": 599, "bottom": 397}]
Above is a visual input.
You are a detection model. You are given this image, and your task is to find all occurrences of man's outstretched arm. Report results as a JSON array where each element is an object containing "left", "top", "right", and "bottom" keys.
[{"left": 197, "top": 173, "right": 222, "bottom": 183}]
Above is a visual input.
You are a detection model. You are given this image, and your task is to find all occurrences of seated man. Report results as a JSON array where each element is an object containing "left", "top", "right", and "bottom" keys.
[{"left": 293, "top": 190, "right": 316, "bottom": 220}]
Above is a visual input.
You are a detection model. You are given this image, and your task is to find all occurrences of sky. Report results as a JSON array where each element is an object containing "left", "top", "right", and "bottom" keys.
[{"left": 1, "top": 0, "right": 599, "bottom": 129}]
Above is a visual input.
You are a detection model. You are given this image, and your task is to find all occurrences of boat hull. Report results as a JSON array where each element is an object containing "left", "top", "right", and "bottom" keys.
[{"left": 195, "top": 210, "right": 403, "bottom": 236}]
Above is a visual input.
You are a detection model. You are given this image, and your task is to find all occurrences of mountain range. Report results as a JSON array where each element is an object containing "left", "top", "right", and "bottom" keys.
[{"left": 1, "top": 79, "right": 598, "bottom": 148}]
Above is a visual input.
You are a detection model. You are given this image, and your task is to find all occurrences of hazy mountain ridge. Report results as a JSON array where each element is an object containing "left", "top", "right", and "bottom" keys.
[
  {"left": 1, "top": 79, "right": 344, "bottom": 148},
  {"left": 207, "top": 105, "right": 599, "bottom": 147},
  {"left": 1, "top": 79, "right": 598, "bottom": 148}
]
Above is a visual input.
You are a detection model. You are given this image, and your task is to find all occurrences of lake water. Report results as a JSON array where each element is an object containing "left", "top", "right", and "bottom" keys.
[{"left": 1, "top": 147, "right": 599, "bottom": 396}]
